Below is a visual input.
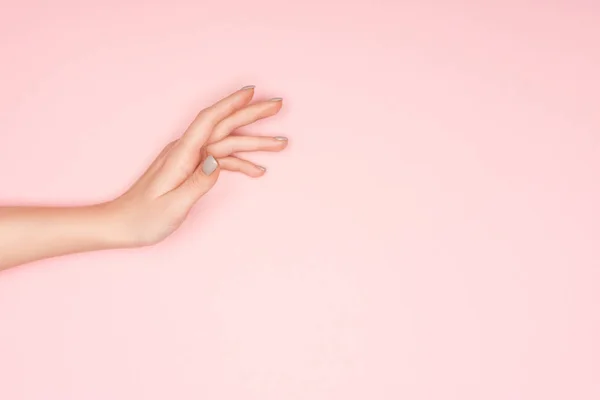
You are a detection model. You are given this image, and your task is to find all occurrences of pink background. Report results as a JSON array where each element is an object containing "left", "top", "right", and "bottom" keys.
[{"left": 1, "top": 0, "right": 599, "bottom": 399}]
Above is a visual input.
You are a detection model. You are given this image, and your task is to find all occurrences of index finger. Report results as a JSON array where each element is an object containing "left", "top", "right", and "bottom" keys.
[{"left": 180, "top": 85, "right": 256, "bottom": 149}]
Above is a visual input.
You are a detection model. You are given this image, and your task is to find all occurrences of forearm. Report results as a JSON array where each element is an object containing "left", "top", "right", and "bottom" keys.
[
  {"left": 0, "top": 86, "right": 287, "bottom": 271},
  {"left": 0, "top": 204, "right": 128, "bottom": 271}
]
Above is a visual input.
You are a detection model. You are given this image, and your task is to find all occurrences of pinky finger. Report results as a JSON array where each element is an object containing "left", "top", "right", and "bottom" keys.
[{"left": 218, "top": 156, "right": 266, "bottom": 178}]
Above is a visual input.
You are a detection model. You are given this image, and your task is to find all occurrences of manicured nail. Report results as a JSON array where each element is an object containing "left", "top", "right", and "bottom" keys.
[
  {"left": 202, "top": 155, "right": 218, "bottom": 175},
  {"left": 241, "top": 85, "right": 255, "bottom": 90},
  {"left": 256, "top": 165, "right": 267, "bottom": 172},
  {"left": 274, "top": 136, "right": 288, "bottom": 141},
  {"left": 270, "top": 97, "right": 283, "bottom": 102}
]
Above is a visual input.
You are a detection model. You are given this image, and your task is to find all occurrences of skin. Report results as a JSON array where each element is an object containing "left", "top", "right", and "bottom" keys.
[{"left": 0, "top": 86, "right": 287, "bottom": 271}]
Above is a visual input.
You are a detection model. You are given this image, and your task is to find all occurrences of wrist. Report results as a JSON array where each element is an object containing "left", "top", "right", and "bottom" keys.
[{"left": 92, "top": 202, "right": 139, "bottom": 249}]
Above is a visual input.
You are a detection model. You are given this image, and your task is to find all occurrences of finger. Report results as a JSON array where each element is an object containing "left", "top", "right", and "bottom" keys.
[
  {"left": 180, "top": 86, "right": 256, "bottom": 150},
  {"left": 208, "top": 98, "right": 283, "bottom": 143},
  {"left": 207, "top": 135, "right": 288, "bottom": 158},
  {"left": 219, "top": 156, "right": 266, "bottom": 178},
  {"left": 172, "top": 155, "right": 221, "bottom": 207},
  {"left": 156, "top": 87, "right": 254, "bottom": 189}
]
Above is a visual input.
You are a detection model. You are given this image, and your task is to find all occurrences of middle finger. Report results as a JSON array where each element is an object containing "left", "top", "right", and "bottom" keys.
[
  {"left": 207, "top": 135, "right": 288, "bottom": 158},
  {"left": 208, "top": 98, "right": 283, "bottom": 143}
]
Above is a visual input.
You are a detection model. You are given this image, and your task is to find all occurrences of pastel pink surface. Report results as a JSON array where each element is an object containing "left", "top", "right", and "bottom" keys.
[{"left": 1, "top": 1, "right": 599, "bottom": 399}]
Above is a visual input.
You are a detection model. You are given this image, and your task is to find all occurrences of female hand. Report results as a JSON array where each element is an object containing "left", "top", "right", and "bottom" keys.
[
  {"left": 0, "top": 86, "right": 288, "bottom": 270},
  {"left": 107, "top": 86, "right": 288, "bottom": 246}
]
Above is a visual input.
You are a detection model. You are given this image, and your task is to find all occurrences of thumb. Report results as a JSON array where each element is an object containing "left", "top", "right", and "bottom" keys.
[{"left": 177, "top": 154, "right": 221, "bottom": 206}]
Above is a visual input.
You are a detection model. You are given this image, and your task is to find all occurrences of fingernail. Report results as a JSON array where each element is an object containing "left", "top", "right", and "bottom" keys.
[
  {"left": 241, "top": 85, "right": 255, "bottom": 90},
  {"left": 201, "top": 155, "right": 218, "bottom": 175},
  {"left": 256, "top": 165, "right": 267, "bottom": 172},
  {"left": 269, "top": 97, "right": 283, "bottom": 102},
  {"left": 274, "top": 136, "right": 288, "bottom": 141}
]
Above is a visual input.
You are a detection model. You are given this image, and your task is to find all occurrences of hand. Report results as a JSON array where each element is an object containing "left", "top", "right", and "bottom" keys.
[
  {"left": 106, "top": 86, "right": 288, "bottom": 247},
  {"left": 0, "top": 85, "right": 287, "bottom": 270}
]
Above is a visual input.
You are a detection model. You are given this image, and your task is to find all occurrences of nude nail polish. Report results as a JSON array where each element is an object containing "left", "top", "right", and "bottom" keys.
[
  {"left": 270, "top": 97, "right": 283, "bottom": 102},
  {"left": 202, "top": 155, "right": 218, "bottom": 175},
  {"left": 274, "top": 136, "right": 288, "bottom": 141},
  {"left": 256, "top": 165, "right": 267, "bottom": 172},
  {"left": 241, "top": 85, "right": 255, "bottom": 90}
]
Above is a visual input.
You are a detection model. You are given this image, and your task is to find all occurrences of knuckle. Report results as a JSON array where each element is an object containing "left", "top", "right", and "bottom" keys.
[
  {"left": 196, "top": 108, "right": 217, "bottom": 126},
  {"left": 188, "top": 172, "right": 206, "bottom": 188}
]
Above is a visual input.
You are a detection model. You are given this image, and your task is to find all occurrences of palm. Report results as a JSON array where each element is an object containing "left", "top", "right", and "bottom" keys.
[{"left": 111, "top": 86, "right": 288, "bottom": 247}]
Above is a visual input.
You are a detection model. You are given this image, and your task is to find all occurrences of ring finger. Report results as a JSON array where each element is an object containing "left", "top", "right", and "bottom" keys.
[{"left": 219, "top": 156, "right": 267, "bottom": 178}]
